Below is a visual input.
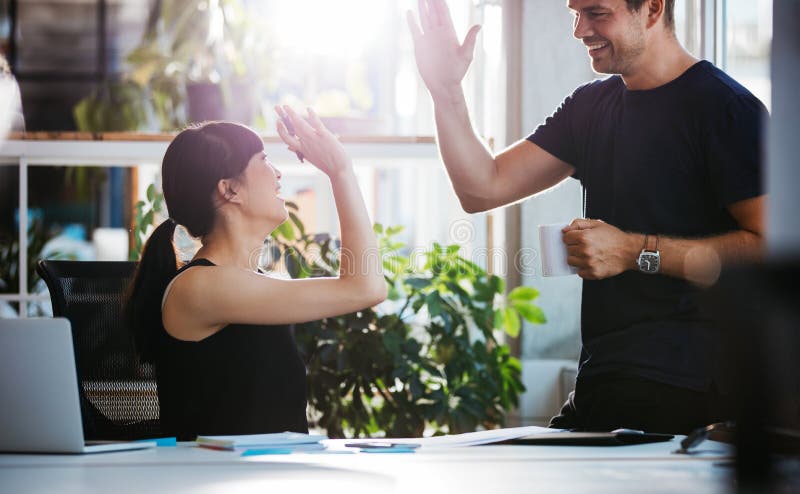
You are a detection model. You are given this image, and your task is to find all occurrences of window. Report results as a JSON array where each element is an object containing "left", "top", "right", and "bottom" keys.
[
  {"left": 1, "top": 1, "right": 509, "bottom": 318},
  {"left": 674, "top": 0, "right": 702, "bottom": 58},
  {"left": 234, "top": 0, "right": 508, "bottom": 253},
  {"left": 242, "top": 0, "right": 505, "bottom": 140},
  {"left": 723, "top": 0, "right": 772, "bottom": 109},
  {"left": 676, "top": 0, "right": 772, "bottom": 109}
]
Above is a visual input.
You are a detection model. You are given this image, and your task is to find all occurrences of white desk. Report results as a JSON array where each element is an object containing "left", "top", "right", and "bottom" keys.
[{"left": 0, "top": 438, "right": 734, "bottom": 494}]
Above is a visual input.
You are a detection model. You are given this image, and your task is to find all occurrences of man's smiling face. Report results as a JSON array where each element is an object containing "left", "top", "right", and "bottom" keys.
[{"left": 568, "top": 0, "right": 648, "bottom": 76}]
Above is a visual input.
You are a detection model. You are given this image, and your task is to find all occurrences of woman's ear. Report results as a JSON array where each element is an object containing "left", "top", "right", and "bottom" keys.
[{"left": 216, "top": 179, "right": 243, "bottom": 205}]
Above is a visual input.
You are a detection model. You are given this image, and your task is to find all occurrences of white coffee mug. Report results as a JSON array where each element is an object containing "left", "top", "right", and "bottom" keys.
[{"left": 538, "top": 223, "right": 578, "bottom": 277}]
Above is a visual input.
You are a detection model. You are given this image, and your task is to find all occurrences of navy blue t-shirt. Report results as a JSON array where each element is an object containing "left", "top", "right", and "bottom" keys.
[{"left": 528, "top": 61, "right": 766, "bottom": 391}]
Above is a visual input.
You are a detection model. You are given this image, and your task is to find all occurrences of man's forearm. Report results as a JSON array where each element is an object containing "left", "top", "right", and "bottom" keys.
[
  {"left": 431, "top": 86, "right": 497, "bottom": 213},
  {"left": 623, "top": 230, "right": 765, "bottom": 286}
]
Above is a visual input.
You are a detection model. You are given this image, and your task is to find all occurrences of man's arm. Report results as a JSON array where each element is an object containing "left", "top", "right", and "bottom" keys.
[
  {"left": 563, "top": 195, "right": 766, "bottom": 287},
  {"left": 408, "top": 0, "right": 574, "bottom": 213},
  {"left": 436, "top": 90, "right": 575, "bottom": 212}
]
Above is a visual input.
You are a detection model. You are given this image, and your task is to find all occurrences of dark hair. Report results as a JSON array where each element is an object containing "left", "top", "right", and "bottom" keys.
[
  {"left": 626, "top": 0, "right": 675, "bottom": 31},
  {"left": 125, "top": 121, "right": 263, "bottom": 362}
]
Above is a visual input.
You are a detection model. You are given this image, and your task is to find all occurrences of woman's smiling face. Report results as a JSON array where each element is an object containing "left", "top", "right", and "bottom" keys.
[{"left": 239, "top": 150, "right": 288, "bottom": 225}]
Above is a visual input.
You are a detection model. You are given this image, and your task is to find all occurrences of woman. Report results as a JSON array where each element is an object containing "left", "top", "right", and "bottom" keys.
[{"left": 125, "top": 107, "right": 386, "bottom": 440}]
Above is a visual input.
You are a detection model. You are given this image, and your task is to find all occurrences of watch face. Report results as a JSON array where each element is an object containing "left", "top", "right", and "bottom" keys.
[{"left": 638, "top": 252, "right": 660, "bottom": 274}]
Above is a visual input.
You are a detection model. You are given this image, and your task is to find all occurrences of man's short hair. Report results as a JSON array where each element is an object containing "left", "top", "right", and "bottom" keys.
[{"left": 626, "top": 0, "right": 675, "bottom": 31}]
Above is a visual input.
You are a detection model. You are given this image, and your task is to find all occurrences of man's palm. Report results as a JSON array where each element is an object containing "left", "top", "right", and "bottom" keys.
[{"left": 407, "top": 0, "right": 481, "bottom": 96}]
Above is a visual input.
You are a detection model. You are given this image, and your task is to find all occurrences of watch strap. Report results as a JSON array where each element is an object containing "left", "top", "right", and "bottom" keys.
[{"left": 643, "top": 234, "right": 658, "bottom": 253}]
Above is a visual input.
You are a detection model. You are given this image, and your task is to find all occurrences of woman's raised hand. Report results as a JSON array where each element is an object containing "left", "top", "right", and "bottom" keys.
[{"left": 275, "top": 105, "right": 352, "bottom": 178}]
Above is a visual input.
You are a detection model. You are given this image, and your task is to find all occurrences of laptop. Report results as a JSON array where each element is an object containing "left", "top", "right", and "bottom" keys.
[{"left": 0, "top": 318, "right": 156, "bottom": 454}]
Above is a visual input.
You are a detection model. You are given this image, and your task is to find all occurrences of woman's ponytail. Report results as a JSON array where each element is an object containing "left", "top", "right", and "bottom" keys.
[{"left": 125, "top": 219, "right": 179, "bottom": 363}]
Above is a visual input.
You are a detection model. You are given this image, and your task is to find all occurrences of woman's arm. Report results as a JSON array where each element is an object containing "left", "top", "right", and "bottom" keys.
[{"left": 163, "top": 107, "right": 386, "bottom": 341}]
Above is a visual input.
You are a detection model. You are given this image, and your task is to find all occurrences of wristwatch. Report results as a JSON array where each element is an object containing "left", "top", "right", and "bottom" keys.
[{"left": 637, "top": 234, "right": 661, "bottom": 274}]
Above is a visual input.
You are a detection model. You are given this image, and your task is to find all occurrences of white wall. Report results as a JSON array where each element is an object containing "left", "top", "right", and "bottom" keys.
[{"left": 516, "top": 0, "right": 596, "bottom": 423}]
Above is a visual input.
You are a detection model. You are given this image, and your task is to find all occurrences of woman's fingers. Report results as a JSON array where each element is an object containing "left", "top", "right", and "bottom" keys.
[
  {"left": 274, "top": 112, "right": 301, "bottom": 149},
  {"left": 275, "top": 105, "right": 345, "bottom": 174},
  {"left": 282, "top": 105, "right": 317, "bottom": 138},
  {"left": 305, "top": 107, "right": 327, "bottom": 133}
]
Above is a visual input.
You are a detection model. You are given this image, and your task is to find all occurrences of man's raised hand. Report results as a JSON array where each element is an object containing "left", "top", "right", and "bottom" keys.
[{"left": 407, "top": 0, "right": 481, "bottom": 98}]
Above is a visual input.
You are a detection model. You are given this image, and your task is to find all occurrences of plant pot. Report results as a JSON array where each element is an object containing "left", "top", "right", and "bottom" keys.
[{"left": 186, "top": 80, "right": 255, "bottom": 125}]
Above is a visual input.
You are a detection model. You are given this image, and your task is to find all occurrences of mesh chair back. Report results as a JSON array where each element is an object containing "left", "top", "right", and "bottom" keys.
[{"left": 36, "top": 260, "right": 161, "bottom": 440}]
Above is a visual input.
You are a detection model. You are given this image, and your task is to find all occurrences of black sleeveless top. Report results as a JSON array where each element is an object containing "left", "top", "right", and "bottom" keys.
[{"left": 155, "top": 258, "right": 308, "bottom": 440}]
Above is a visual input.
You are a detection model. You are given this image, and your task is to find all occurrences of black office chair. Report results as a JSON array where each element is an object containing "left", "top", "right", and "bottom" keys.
[{"left": 36, "top": 259, "right": 161, "bottom": 440}]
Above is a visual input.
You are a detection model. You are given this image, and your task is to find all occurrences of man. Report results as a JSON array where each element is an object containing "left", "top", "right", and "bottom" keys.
[{"left": 408, "top": 0, "right": 766, "bottom": 434}]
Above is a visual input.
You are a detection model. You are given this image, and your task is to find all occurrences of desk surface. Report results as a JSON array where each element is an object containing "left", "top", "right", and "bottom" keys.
[{"left": 0, "top": 438, "right": 734, "bottom": 494}]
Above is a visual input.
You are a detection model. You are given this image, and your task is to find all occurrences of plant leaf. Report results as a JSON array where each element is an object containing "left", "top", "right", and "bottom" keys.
[
  {"left": 511, "top": 301, "right": 547, "bottom": 324},
  {"left": 405, "top": 277, "right": 431, "bottom": 290},
  {"left": 493, "top": 309, "right": 504, "bottom": 331},
  {"left": 508, "top": 286, "right": 540, "bottom": 302},
  {"left": 489, "top": 275, "right": 505, "bottom": 294},
  {"left": 425, "top": 291, "right": 443, "bottom": 317},
  {"left": 275, "top": 220, "right": 295, "bottom": 239},
  {"left": 502, "top": 307, "right": 521, "bottom": 338}
]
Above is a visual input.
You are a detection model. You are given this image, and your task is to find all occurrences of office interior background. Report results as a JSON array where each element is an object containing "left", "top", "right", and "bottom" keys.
[{"left": 0, "top": 0, "right": 793, "bottom": 433}]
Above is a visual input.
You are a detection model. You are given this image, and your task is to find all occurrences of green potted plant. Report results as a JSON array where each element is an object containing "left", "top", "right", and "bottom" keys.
[
  {"left": 73, "top": 79, "right": 149, "bottom": 132},
  {"left": 129, "top": 183, "right": 165, "bottom": 261},
  {"left": 125, "top": 0, "right": 271, "bottom": 130},
  {"left": 268, "top": 205, "right": 545, "bottom": 438}
]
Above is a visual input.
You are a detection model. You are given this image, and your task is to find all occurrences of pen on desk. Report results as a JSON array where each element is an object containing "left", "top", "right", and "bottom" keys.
[
  {"left": 277, "top": 107, "right": 305, "bottom": 163},
  {"left": 673, "top": 421, "right": 735, "bottom": 454},
  {"left": 360, "top": 447, "right": 417, "bottom": 454},
  {"left": 343, "top": 442, "right": 419, "bottom": 454},
  {"left": 344, "top": 442, "right": 421, "bottom": 450}
]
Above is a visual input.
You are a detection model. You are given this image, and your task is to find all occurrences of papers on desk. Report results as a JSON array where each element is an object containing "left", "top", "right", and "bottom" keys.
[
  {"left": 196, "top": 432, "right": 328, "bottom": 453},
  {"left": 197, "top": 426, "right": 560, "bottom": 456},
  {"left": 324, "top": 425, "right": 560, "bottom": 450}
]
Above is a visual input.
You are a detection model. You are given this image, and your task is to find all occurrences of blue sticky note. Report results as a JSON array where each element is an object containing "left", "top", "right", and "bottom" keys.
[
  {"left": 241, "top": 448, "right": 293, "bottom": 456},
  {"left": 137, "top": 437, "right": 177, "bottom": 447},
  {"left": 360, "top": 447, "right": 416, "bottom": 453}
]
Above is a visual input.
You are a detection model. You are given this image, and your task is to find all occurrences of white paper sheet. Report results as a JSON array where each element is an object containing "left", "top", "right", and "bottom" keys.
[{"left": 324, "top": 425, "right": 561, "bottom": 450}]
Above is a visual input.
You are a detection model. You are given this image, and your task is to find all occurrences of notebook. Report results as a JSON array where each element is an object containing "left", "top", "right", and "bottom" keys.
[
  {"left": 195, "top": 432, "right": 328, "bottom": 450},
  {"left": 0, "top": 318, "right": 156, "bottom": 454}
]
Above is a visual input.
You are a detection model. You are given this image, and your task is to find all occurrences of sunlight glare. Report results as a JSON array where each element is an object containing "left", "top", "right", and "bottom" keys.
[{"left": 269, "top": 0, "right": 386, "bottom": 59}]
